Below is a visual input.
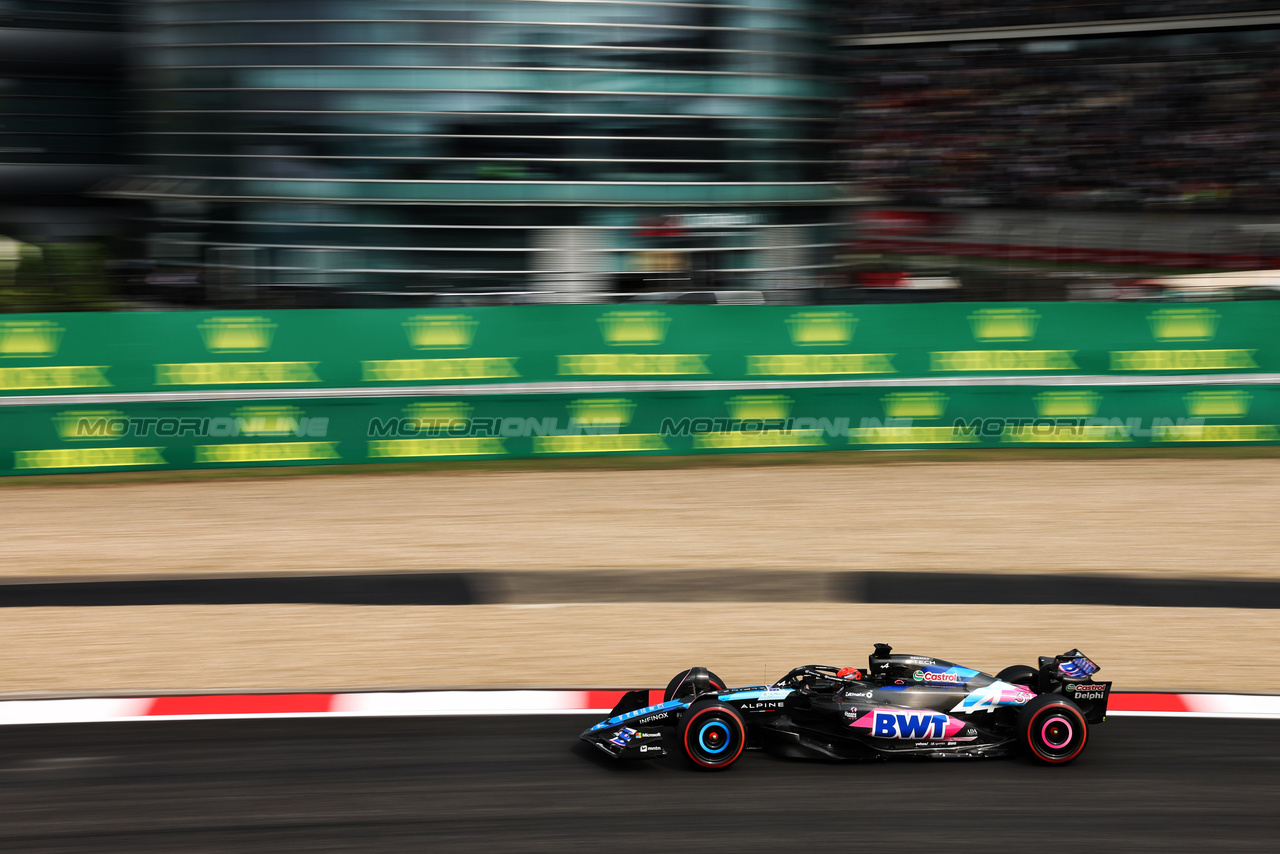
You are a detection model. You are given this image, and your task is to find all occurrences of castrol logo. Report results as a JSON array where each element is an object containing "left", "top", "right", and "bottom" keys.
[{"left": 914, "top": 670, "right": 961, "bottom": 685}]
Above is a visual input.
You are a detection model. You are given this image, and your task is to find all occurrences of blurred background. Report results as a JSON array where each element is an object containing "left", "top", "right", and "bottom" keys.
[
  {"left": 3, "top": 6, "right": 1280, "bottom": 848},
  {"left": 3, "top": 0, "right": 1279, "bottom": 311}
]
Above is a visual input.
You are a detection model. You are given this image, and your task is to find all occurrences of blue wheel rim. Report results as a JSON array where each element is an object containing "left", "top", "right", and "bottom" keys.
[{"left": 698, "top": 720, "right": 731, "bottom": 754}]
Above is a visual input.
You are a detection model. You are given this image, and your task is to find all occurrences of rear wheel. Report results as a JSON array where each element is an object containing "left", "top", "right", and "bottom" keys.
[
  {"left": 1019, "top": 695, "right": 1088, "bottom": 765},
  {"left": 663, "top": 667, "right": 726, "bottom": 703},
  {"left": 996, "top": 665, "right": 1039, "bottom": 687},
  {"left": 679, "top": 701, "right": 747, "bottom": 770}
]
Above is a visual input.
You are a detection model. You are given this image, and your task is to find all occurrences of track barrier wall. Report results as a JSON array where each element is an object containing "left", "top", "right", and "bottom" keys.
[{"left": 1, "top": 302, "right": 1277, "bottom": 474}]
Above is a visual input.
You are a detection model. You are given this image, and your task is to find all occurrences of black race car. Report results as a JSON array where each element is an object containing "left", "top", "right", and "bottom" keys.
[{"left": 581, "top": 644, "right": 1110, "bottom": 770}]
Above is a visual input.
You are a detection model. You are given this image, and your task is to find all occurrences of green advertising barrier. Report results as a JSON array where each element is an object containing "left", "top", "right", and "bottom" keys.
[
  {"left": 3, "top": 384, "right": 1278, "bottom": 475},
  {"left": 0, "top": 302, "right": 1274, "bottom": 397}
]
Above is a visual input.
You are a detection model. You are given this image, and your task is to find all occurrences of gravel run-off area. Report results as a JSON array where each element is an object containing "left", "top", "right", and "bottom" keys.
[{"left": 2, "top": 456, "right": 1277, "bottom": 695}]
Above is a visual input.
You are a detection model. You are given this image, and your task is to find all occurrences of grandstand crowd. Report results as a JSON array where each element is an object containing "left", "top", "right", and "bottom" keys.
[
  {"left": 842, "top": 30, "right": 1280, "bottom": 212},
  {"left": 850, "top": 1, "right": 1277, "bottom": 35}
]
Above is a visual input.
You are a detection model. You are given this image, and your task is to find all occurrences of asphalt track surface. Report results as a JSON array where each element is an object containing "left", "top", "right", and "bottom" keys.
[{"left": 1, "top": 717, "right": 1276, "bottom": 853}]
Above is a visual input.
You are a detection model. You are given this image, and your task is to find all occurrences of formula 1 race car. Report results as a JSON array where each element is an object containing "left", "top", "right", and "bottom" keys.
[{"left": 580, "top": 644, "right": 1110, "bottom": 770}]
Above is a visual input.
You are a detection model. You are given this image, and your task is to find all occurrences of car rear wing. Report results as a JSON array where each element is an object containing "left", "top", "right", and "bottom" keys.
[{"left": 1038, "top": 650, "right": 1110, "bottom": 723}]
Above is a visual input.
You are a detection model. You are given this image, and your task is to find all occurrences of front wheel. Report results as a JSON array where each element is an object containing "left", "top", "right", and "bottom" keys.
[
  {"left": 1019, "top": 695, "right": 1088, "bottom": 765},
  {"left": 679, "top": 701, "right": 747, "bottom": 770}
]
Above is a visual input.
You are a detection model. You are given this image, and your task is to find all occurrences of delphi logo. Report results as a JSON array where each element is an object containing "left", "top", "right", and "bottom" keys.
[
  {"left": 597, "top": 310, "right": 670, "bottom": 346},
  {"left": 1184, "top": 390, "right": 1250, "bottom": 418},
  {"left": 1148, "top": 308, "right": 1218, "bottom": 342},
  {"left": 568, "top": 398, "right": 636, "bottom": 429},
  {"left": 727, "top": 395, "right": 792, "bottom": 421},
  {"left": 403, "top": 314, "right": 478, "bottom": 350},
  {"left": 968, "top": 308, "right": 1038, "bottom": 342},
  {"left": 1033, "top": 391, "right": 1102, "bottom": 418},
  {"left": 0, "top": 320, "right": 64, "bottom": 358},
  {"left": 785, "top": 311, "right": 856, "bottom": 346},
  {"left": 882, "top": 391, "right": 947, "bottom": 419},
  {"left": 198, "top": 317, "right": 276, "bottom": 353}
]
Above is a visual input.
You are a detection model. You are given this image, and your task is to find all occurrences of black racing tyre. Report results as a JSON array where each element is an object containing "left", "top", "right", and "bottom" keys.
[
  {"left": 663, "top": 667, "right": 726, "bottom": 703},
  {"left": 678, "top": 701, "right": 747, "bottom": 770},
  {"left": 1019, "top": 694, "right": 1088, "bottom": 765},
  {"left": 996, "top": 665, "right": 1039, "bottom": 687}
]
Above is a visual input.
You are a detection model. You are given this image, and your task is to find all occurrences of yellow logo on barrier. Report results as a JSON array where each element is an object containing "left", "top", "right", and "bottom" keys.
[
  {"left": 930, "top": 350, "right": 1077, "bottom": 372},
  {"left": 695, "top": 433, "right": 825, "bottom": 450},
  {"left": 0, "top": 365, "right": 111, "bottom": 391},
  {"left": 1109, "top": 350, "right": 1256, "bottom": 372},
  {"left": 1154, "top": 424, "right": 1280, "bottom": 443},
  {"left": 785, "top": 312, "right": 856, "bottom": 347},
  {"left": 362, "top": 357, "right": 519, "bottom": 382},
  {"left": 568, "top": 398, "right": 636, "bottom": 428},
  {"left": 194, "top": 442, "right": 339, "bottom": 464},
  {"left": 557, "top": 354, "right": 708, "bottom": 376},
  {"left": 969, "top": 308, "right": 1039, "bottom": 342},
  {"left": 403, "top": 315, "right": 478, "bottom": 350},
  {"left": 882, "top": 392, "right": 947, "bottom": 419},
  {"left": 198, "top": 317, "right": 276, "bottom": 353},
  {"left": 53, "top": 410, "right": 126, "bottom": 441},
  {"left": 597, "top": 310, "right": 670, "bottom": 346},
  {"left": 848, "top": 426, "right": 976, "bottom": 445},
  {"left": 404, "top": 401, "right": 473, "bottom": 421},
  {"left": 534, "top": 434, "right": 667, "bottom": 454},
  {"left": 1184, "top": 391, "right": 1251, "bottom": 418},
  {"left": 14, "top": 447, "right": 166, "bottom": 470},
  {"left": 156, "top": 361, "right": 320, "bottom": 385},
  {"left": 727, "top": 395, "right": 792, "bottom": 421},
  {"left": 369, "top": 437, "right": 506, "bottom": 458},
  {"left": 745, "top": 353, "right": 895, "bottom": 375},
  {"left": 0, "top": 320, "right": 63, "bottom": 358},
  {"left": 1148, "top": 308, "right": 1218, "bottom": 342},
  {"left": 1034, "top": 391, "right": 1102, "bottom": 418}
]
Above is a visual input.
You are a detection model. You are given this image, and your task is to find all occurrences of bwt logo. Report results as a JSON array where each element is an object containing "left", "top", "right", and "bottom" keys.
[{"left": 872, "top": 712, "right": 950, "bottom": 740}]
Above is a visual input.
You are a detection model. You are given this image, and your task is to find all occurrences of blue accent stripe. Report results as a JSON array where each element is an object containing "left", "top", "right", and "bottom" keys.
[{"left": 590, "top": 699, "right": 687, "bottom": 732}]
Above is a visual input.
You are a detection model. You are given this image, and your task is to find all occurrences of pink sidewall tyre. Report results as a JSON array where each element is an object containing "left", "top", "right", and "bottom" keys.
[{"left": 1019, "top": 695, "right": 1089, "bottom": 765}]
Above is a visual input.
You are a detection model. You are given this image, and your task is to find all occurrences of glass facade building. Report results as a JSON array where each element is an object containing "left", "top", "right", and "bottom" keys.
[
  {"left": 1, "top": 1, "right": 132, "bottom": 239},
  {"left": 125, "top": 0, "right": 846, "bottom": 295}
]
